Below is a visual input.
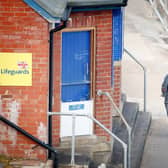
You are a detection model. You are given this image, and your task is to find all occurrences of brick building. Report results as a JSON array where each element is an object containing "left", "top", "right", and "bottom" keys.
[{"left": 0, "top": 0, "right": 128, "bottom": 165}]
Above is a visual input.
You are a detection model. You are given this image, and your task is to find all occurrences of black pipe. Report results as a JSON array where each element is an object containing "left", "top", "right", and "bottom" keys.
[
  {"left": 0, "top": 115, "right": 58, "bottom": 167},
  {"left": 48, "top": 22, "right": 67, "bottom": 158}
]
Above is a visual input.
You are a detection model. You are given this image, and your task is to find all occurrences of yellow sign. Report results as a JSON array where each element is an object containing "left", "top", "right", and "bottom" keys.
[{"left": 0, "top": 53, "right": 32, "bottom": 86}]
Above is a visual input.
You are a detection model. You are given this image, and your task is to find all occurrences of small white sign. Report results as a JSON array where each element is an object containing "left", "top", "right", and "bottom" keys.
[{"left": 60, "top": 100, "right": 93, "bottom": 137}]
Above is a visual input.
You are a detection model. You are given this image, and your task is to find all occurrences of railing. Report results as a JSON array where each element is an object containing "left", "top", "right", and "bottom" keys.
[
  {"left": 124, "top": 48, "right": 147, "bottom": 113},
  {"left": 0, "top": 115, "right": 58, "bottom": 168},
  {"left": 48, "top": 112, "right": 128, "bottom": 168},
  {"left": 149, "top": 0, "right": 168, "bottom": 31},
  {"left": 97, "top": 90, "right": 132, "bottom": 168}
]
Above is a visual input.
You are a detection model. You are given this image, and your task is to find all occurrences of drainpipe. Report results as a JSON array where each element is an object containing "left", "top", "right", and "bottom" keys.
[{"left": 48, "top": 21, "right": 67, "bottom": 158}]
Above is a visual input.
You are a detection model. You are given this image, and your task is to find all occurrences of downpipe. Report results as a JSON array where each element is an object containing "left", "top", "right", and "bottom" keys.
[{"left": 48, "top": 21, "right": 67, "bottom": 159}]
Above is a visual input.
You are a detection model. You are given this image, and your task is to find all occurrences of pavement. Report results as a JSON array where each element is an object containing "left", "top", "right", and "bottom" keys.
[
  {"left": 122, "top": 0, "right": 168, "bottom": 118},
  {"left": 140, "top": 118, "right": 168, "bottom": 168},
  {"left": 123, "top": 1, "right": 168, "bottom": 167}
]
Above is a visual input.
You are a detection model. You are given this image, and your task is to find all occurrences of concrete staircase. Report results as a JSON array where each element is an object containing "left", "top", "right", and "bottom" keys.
[
  {"left": 57, "top": 135, "right": 113, "bottom": 168},
  {"left": 111, "top": 101, "right": 152, "bottom": 168},
  {"left": 0, "top": 101, "right": 151, "bottom": 168},
  {"left": 0, "top": 157, "right": 53, "bottom": 168}
]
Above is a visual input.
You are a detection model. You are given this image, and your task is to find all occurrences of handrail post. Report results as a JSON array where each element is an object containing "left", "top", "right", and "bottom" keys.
[
  {"left": 89, "top": 115, "right": 128, "bottom": 168},
  {"left": 124, "top": 48, "right": 147, "bottom": 113},
  {"left": 128, "top": 128, "right": 132, "bottom": 168},
  {"left": 123, "top": 144, "right": 128, "bottom": 168},
  {"left": 97, "top": 90, "right": 132, "bottom": 168},
  {"left": 71, "top": 114, "right": 76, "bottom": 165},
  {"left": 48, "top": 112, "right": 128, "bottom": 168},
  {"left": 144, "top": 68, "right": 147, "bottom": 113}
]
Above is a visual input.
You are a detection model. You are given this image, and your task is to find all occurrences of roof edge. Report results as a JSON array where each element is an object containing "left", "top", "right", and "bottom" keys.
[
  {"left": 68, "top": 0, "right": 128, "bottom": 8},
  {"left": 23, "top": 0, "right": 61, "bottom": 23}
]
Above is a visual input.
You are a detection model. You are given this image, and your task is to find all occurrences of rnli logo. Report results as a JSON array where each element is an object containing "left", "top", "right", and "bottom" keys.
[{"left": 17, "top": 61, "right": 28, "bottom": 69}]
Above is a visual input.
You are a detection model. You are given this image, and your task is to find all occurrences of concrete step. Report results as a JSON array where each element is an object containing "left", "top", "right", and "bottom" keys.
[
  {"left": 5, "top": 159, "right": 53, "bottom": 168},
  {"left": 122, "top": 102, "right": 139, "bottom": 128},
  {"left": 58, "top": 135, "right": 112, "bottom": 159},
  {"left": 58, "top": 152, "right": 91, "bottom": 166},
  {"left": 59, "top": 135, "right": 107, "bottom": 148},
  {"left": 59, "top": 164, "right": 88, "bottom": 168},
  {"left": 131, "top": 112, "right": 152, "bottom": 168},
  {"left": 112, "top": 108, "right": 151, "bottom": 168},
  {"left": 112, "top": 102, "right": 139, "bottom": 164},
  {"left": 58, "top": 135, "right": 113, "bottom": 166},
  {"left": 58, "top": 142, "right": 112, "bottom": 154},
  {"left": 112, "top": 102, "right": 139, "bottom": 134}
]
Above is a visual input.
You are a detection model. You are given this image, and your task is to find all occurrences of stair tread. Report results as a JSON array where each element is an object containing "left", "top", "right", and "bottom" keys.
[
  {"left": 131, "top": 112, "right": 152, "bottom": 168},
  {"left": 58, "top": 152, "right": 91, "bottom": 165},
  {"left": 112, "top": 102, "right": 139, "bottom": 144},
  {"left": 112, "top": 101, "right": 151, "bottom": 168},
  {"left": 113, "top": 102, "right": 139, "bottom": 134},
  {"left": 59, "top": 164, "right": 88, "bottom": 168},
  {"left": 122, "top": 102, "right": 139, "bottom": 128},
  {"left": 112, "top": 111, "right": 151, "bottom": 167}
]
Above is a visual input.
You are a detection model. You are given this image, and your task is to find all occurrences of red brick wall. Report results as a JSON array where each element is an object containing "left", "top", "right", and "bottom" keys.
[
  {"left": 0, "top": 0, "right": 49, "bottom": 160},
  {"left": 52, "top": 33, "right": 61, "bottom": 146},
  {"left": 0, "top": 0, "right": 122, "bottom": 160},
  {"left": 52, "top": 10, "right": 117, "bottom": 143},
  {"left": 113, "top": 64, "right": 122, "bottom": 107}
]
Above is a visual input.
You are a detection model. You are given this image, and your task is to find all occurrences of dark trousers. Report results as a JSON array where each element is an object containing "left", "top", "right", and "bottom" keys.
[{"left": 165, "top": 103, "right": 168, "bottom": 116}]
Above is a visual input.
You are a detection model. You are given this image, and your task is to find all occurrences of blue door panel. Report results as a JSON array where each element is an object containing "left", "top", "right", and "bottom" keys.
[
  {"left": 62, "top": 31, "right": 91, "bottom": 102},
  {"left": 112, "top": 8, "right": 123, "bottom": 86},
  {"left": 62, "top": 84, "right": 90, "bottom": 102},
  {"left": 62, "top": 31, "right": 90, "bottom": 83},
  {"left": 112, "top": 8, "right": 123, "bottom": 61}
]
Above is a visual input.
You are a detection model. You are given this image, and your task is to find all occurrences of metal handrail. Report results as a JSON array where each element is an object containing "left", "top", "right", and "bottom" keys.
[
  {"left": 48, "top": 112, "right": 128, "bottom": 168},
  {"left": 97, "top": 90, "right": 132, "bottom": 168},
  {"left": 124, "top": 48, "right": 147, "bottom": 113},
  {"left": 149, "top": 0, "right": 168, "bottom": 31},
  {"left": 159, "top": 0, "right": 168, "bottom": 16},
  {"left": 0, "top": 115, "right": 58, "bottom": 168}
]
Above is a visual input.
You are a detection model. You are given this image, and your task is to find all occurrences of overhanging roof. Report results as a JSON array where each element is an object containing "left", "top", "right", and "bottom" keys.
[
  {"left": 23, "top": 0, "right": 68, "bottom": 23},
  {"left": 34, "top": 0, "right": 68, "bottom": 18},
  {"left": 68, "top": 0, "right": 127, "bottom": 7},
  {"left": 23, "top": 0, "right": 128, "bottom": 23}
]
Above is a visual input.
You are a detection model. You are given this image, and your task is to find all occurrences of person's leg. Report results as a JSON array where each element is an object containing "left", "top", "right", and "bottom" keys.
[{"left": 165, "top": 103, "right": 168, "bottom": 116}]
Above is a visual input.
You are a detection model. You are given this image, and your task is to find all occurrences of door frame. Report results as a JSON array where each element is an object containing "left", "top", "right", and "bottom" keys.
[{"left": 61, "top": 27, "right": 96, "bottom": 101}]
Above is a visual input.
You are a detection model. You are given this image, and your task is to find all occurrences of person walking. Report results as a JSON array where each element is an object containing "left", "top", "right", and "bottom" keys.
[{"left": 161, "top": 74, "right": 168, "bottom": 116}]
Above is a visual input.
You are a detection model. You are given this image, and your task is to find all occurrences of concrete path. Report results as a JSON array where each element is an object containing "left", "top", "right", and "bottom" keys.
[
  {"left": 140, "top": 118, "right": 168, "bottom": 168},
  {"left": 123, "top": 1, "right": 168, "bottom": 167},
  {"left": 123, "top": 0, "right": 168, "bottom": 118}
]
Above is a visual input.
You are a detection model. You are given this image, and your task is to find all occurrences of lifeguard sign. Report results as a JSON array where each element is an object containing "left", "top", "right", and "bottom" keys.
[{"left": 0, "top": 53, "right": 32, "bottom": 86}]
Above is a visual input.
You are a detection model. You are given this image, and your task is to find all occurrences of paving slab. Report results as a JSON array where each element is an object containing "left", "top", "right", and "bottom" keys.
[
  {"left": 123, "top": 0, "right": 168, "bottom": 118},
  {"left": 141, "top": 118, "right": 168, "bottom": 168}
]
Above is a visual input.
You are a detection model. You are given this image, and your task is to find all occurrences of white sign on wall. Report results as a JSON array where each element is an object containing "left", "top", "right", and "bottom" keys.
[{"left": 60, "top": 100, "right": 93, "bottom": 137}]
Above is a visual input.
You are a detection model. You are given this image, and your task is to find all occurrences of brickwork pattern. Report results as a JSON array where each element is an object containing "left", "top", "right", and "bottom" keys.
[
  {"left": 0, "top": 0, "right": 122, "bottom": 161},
  {"left": 113, "top": 64, "right": 121, "bottom": 107},
  {"left": 52, "top": 10, "right": 119, "bottom": 142},
  {"left": 0, "top": 0, "right": 49, "bottom": 160}
]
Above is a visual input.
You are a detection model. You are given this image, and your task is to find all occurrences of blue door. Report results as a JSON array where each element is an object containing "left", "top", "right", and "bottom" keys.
[{"left": 62, "top": 31, "right": 91, "bottom": 102}]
